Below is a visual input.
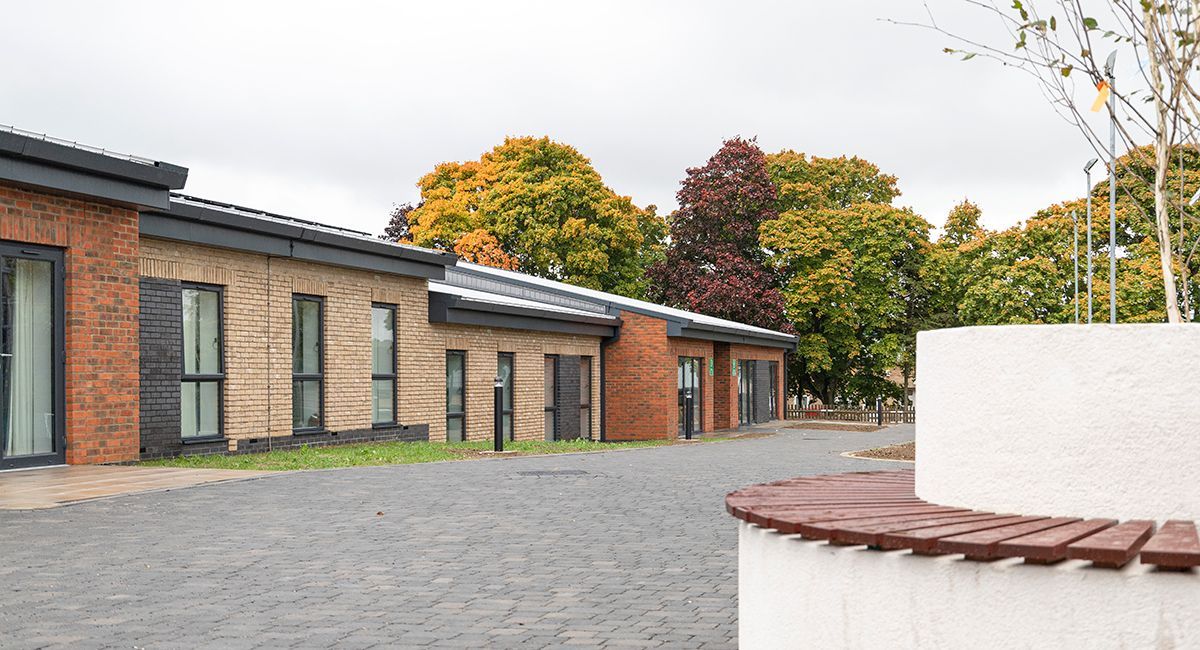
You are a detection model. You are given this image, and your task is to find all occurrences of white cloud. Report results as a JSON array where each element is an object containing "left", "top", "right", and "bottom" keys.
[{"left": 0, "top": 0, "right": 1114, "bottom": 235}]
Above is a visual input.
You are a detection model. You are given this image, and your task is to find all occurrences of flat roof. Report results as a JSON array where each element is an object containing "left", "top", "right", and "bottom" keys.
[
  {"left": 141, "top": 194, "right": 456, "bottom": 281},
  {"left": 446, "top": 262, "right": 798, "bottom": 349}
]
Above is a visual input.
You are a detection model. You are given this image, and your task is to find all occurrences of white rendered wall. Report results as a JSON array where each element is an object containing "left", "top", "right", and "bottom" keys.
[
  {"left": 916, "top": 324, "right": 1200, "bottom": 521},
  {"left": 738, "top": 522, "right": 1200, "bottom": 650}
]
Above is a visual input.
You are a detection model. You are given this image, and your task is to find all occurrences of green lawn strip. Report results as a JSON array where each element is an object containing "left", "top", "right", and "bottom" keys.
[{"left": 141, "top": 438, "right": 676, "bottom": 471}]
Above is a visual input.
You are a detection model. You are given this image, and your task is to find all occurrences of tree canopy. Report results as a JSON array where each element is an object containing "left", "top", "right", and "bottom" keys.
[
  {"left": 760, "top": 155, "right": 929, "bottom": 403},
  {"left": 400, "top": 136, "right": 665, "bottom": 298},
  {"left": 646, "top": 138, "right": 790, "bottom": 331}
]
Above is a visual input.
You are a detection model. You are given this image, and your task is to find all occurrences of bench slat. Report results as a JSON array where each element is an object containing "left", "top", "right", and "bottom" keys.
[
  {"left": 1139, "top": 520, "right": 1200, "bottom": 570},
  {"left": 936, "top": 517, "right": 1080, "bottom": 560},
  {"left": 879, "top": 516, "right": 1042, "bottom": 554},
  {"left": 992, "top": 519, "right": 1118, "bottom": 564},
  {"left": 1065, "top": 520, "right": 1155, "bottom": 568},
  {"left": 740, "top": 503, "right": 937, "bottom": 527},
  {"left": 798, "top": 509, "right": 982, "bottom": 541},
  {"left": 772, "top": 506, "right": 968, "bottom": 535},
  {"left": 827, "top": 513, "right": 1010, "bottom": 545}
]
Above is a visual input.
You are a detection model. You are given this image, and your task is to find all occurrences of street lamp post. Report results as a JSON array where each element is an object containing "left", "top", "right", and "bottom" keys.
[
  {"left": 1072, "top": 210, "right": 1079, "bottom": 324},
  {"left": 1105, "top": 51, "right": 1118, "bottom": 324},
  {"left": 1084, "top": 158, "right": 1098, "bottom": 323}
]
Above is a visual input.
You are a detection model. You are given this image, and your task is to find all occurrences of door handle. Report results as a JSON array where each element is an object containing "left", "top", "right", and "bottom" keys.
[{"left": 0, "top": 353, "right": 11, "bottom": 358}]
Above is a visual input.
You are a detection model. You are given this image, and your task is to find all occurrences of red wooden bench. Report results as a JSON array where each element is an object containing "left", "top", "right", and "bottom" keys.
[{"left": 727, "top": 470, "right": 1200, "bottom": 572}]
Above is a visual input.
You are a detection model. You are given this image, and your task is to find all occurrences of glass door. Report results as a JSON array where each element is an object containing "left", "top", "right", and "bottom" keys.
[
  {"left": 0, "top": 243, "right": 64, "bottom": 469},
  {"left": 677, "top": 357, "right": 701, "bottom": 438},
  {"left": 738, "top": 360, "right": 756, "bottom": 426}
]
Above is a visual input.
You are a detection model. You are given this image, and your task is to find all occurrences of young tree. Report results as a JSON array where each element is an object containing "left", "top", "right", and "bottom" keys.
[
  {"left": 899, "top": 0, "right": 1200, "bottom": 322},
  {"left": 401, "top": 136, "right": 665, "bottom": 298},
  {"left": 646, "top": 138, "right": 790, "bottom": 330}
]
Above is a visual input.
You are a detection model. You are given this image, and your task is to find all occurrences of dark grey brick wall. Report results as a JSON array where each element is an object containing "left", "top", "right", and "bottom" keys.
[
  {"left": 555, "top": 355, "right": 581, "bottom": 440},
  {"left": 139, "top": 277, "right": 183, "bottom": 458},
  {"left": 753, "top": 361, "right": 772, "bottom": 424}
]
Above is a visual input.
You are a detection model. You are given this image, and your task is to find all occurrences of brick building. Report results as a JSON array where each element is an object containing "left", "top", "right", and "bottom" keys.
[{"left": 0, "top": 127, "right": 795, "bottom": 469}]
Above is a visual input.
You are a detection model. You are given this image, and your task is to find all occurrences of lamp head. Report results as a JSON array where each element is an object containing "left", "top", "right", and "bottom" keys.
[
  {"left": 1084, "top": 158, "right": 1098, "bottom": 173},
  {"left": 1189, "top": 186, "right": 1200, "bottom": 206},
  {"left": 1104, "top": 51, "right": 1117, "bottom": 78}
]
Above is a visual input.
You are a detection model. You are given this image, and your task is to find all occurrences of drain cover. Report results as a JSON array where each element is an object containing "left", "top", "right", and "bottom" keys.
[{"left": 515, "top": 469, "right": 589, "bottom": 477}]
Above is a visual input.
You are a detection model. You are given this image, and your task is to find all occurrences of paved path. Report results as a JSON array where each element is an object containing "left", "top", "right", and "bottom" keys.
[{"left": 0, "top": 424, "right": 912, "bottom": 649}]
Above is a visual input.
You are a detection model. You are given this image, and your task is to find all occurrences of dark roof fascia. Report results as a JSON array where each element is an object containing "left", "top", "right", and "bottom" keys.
[
  {"left": 450, "top": 264, "right": 797, "bottom": 348},
  {"left": 0, "top": 131, "right": 188, "bottom": 209},
  {"left": 141, "top": 202, "right": 455, "bottom": 281},
  {"left": 665, "top": 320, "right": 798, "bottom": 350},
  {"left": 430, "top": 292, "right": 618, "bottom": 338}
]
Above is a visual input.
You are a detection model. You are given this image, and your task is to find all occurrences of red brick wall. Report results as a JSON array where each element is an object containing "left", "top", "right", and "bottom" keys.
[
  {"left": 712, "top": 342, "right": 787, "bottom": 430},
  {"left": 667, "top": 338, "right": 714, "bottom": 434},
  {"left": 0, "top": 183, "right": 140, "bottom": 464},
  {"left": 603, "top": 310, "right": 673, "bottom": 440}
]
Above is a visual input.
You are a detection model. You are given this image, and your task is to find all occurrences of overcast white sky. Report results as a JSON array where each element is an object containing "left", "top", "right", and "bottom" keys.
[{"left": 2, "top": 1, "right": 1121, "bottom": 235}]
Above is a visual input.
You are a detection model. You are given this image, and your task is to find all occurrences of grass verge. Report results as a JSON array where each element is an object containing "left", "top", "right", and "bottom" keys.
[{"left": 142, "top": 438, "right": 679, "bottom": 471}]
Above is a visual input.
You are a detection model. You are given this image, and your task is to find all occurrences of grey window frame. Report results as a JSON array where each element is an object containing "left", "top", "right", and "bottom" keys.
[
  {"left": 543, "top": 354, "right": 558, "bottom": 441},
  {"left": 446, "top": 350, "right": 466, "bottom": 439},
  {"left": 498, "top": 352, "right": 514, "bottom": 441},
  {"left": 370, "top": 303, "right": 398, "bottom": 427},
  {"left": 292, "top": 294, "right": 325, "bottom": 434},
  {"left": 180, "top": 282, "right": 225, "bottom": 442}
]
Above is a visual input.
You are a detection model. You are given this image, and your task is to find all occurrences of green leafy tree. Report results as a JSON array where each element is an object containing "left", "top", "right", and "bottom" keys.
[
  {"left": 402, "top": 136, "right": 666, "bottom": 298},
  {"left": 762, "top": 177, "right": 931, "bottom": 404}
]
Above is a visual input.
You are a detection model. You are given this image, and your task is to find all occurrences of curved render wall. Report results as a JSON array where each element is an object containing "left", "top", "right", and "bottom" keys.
[
  {"left": 739, "top": 522, "right": 1200, "bottom": 649},
  {"left": 916, "top": 324, "right": 1200, "bottom": 521}
]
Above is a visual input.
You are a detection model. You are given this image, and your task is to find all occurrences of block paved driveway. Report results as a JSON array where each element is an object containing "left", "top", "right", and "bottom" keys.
[{"left": 0, "top": 424, "right": 912, "bottom": 649}]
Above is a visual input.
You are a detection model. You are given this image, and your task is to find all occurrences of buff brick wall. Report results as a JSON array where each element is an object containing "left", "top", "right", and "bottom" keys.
[
  {"left": 139, "top": 238, "right": 600, "bottom": 443},
  {"left": 435, "top": 326, "right": 600, "bottom": 442},
  {"left": 0, "top": 183, "right": 140, "bottom": 464}
]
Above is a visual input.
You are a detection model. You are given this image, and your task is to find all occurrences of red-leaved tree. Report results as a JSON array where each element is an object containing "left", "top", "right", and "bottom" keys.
[{"left": 647, "top": 138, "right": 791, "bottom": 332}]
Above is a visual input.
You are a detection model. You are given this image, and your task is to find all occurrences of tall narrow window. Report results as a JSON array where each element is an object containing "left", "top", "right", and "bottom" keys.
[
  {"left": 579, "top": 357, "right": 592, "bottom": 440},
  {"left": 292, "top": 295, "right": 324, "bottom": 432},
  {"left": 768, "top": 360, "right": 779, "bottom": 420},
  {"left": 543, "top": 355, "right": 558, "bottom": 441},
  {"left": 498, "top": 352, "right": 514, "bottom": 441},
  {"left": 446, "top": 350, "right": 466, "bottom": 442},
  {"left": 181, "top": 285, "right": 223, "bottom": 440},
  {"left": 371, "top": 304, "right": 396, "bottom": 426}
]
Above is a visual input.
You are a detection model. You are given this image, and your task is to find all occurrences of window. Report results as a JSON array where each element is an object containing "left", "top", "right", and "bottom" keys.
[
  {"left": 181, "top": 285, "right": 223, "bottom": 440},
  {"left": 371, "top": 304, "right": 396, "bottom": 426},
  {"left": 579, "top": 357, "right": 592, "bottom": 440},
  {"left": 292, "top": 295, "right": 324, "bottom": 432},
  {"left": 446, "top": 350, "right": 466, "bottom": 441},
  {"left": 498, "top": 352, "right": 514, "bottom": 441},
  {"left": 543, "top": 355, "right": 558, "bottom": 441}
]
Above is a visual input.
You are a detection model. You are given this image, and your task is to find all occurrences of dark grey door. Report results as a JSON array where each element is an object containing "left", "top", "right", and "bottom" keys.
[{"left": 0, "top": 242, "right": 65, "bottom": 470}]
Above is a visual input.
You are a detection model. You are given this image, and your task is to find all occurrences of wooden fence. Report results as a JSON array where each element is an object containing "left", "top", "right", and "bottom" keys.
[{"left": 784, "top": 404, "right": 916, "bottom": 425}]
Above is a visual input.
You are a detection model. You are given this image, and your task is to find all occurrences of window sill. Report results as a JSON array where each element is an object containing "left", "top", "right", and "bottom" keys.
[
  {"left": 182, "top": 435, "right": 226, "bottom": 445},
  {"left": 291, "top": 428, "right": 329, "bottom": 437}
]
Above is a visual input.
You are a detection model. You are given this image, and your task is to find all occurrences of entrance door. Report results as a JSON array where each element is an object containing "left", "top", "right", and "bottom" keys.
[
  {"left": 677, "top": 357, "right": 701, "bottom": 438},
  {"left": 737, "top": 360, "right": 756, "bottom": 426},
  {"left": 0, "top": 243, "right": 64, "bottom": 470}
]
